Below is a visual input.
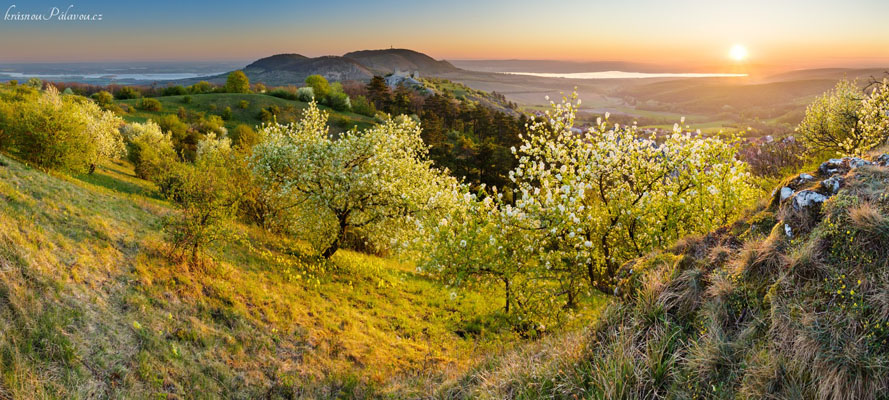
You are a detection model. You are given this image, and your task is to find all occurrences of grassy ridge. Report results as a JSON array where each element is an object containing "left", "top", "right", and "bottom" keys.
[
  {"left": 0, "top": 154, "right": 526, "bottom": 398},
  {"left": 117, "top": 93, "right": 376, "bottom": 132}
]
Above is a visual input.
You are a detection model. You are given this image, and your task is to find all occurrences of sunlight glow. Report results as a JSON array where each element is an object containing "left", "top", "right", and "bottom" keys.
[{"left": 729, "top": 44, "right": 748, "bottom": 61}]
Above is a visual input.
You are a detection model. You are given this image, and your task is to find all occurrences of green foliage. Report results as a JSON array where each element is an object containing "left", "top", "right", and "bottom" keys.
[
  {"left": 0, "top": 85, "right": 124, "bottom": 173},
  {"left": 251, "top": 102, "right": 456, "bottom": 258},
  {"left": 304, "top": 75, "right": 330, "bottom": 99},
  {"left": 115, "top": 86, "right": 141, "bottom": 100},
  {"left": 225, "top": 70, "right": 251, "bottom": 94},
  {"left": 189, "top": 81, "right": 214, "bottom": 94},
  {"left": 297, "top": 86, "right": 315, "bottom": 102},
  {"left": 858, "top": 78, "right": 889, "bottom": 150},
  {"left": 123, "top": 121, "right": 178, "bottom": 181},
  {"left": 326, "top": 91, "right": 351, "bottom": 112},
  {"left": 138, "top": 97, "right": 163, "bottom": 112},
  {"left": 366, "top": 77, "right": 526, "bottom": 189},
  {"left": 351, "top": 95, "right": 376, "bottom": 117},
  {"left": 230, "top": 124, "right": 259, "bottom": 149},
  {"left": 797, "top": 79, "right": 887, "bottom": 156},
  {"left": 162, "top": 85, "right": 188, "bottom": 96},
  {"left": 163, "top": 134, "right": 240, "bottom": 266},
  {"left": 221, "top": 106, "right": 233, "bottom": 121},
  {"left": 91, "top": 90, "right": 114, "bottom": 107},
  {"left": 238, "top": 99, "right": 249, "bottom": 109},
  {"left": 182, "top": 95, "right": 193, "bottom": 104},
  {"left": 26, "top": 77, "right": 42, "bottom": 89}
]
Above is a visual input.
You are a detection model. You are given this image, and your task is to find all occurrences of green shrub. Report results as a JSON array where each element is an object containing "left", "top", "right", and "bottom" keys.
[
  {"left": 269, "top": 88, "right": 298, "bottom": 101},
  {"left": 221, "top": 106, "right": 233, "bottom": 121},
  {"left": 91, "top": 90, "right": 114, "bottom": 107},
  {"left": 231, "top": 124, "right": 259, "bottom": 149},
  {"left": 26, "top": 77, "right": 42, "bottom": 89},
  {"left": 162, "top": 85, "right": 188, "bottom": 96},
  {"left": 297, "top": 87, "right": 314, "bottom": 102},
  {"left": 2, "top": 86, "right": 124, "bottom": 173},
  {"left": 351, "top": 95, "right": 376, "bottom": 117},
  {"left": 115, "top": 86, "right": 141, "bottom": 100},
  {"left": 163, "top": 135, "right": 239, "bottom": 267},
  {"left": 797, "top": 79, "right": 885, "bottom": 156},
  {"left": 124, "top": 121, "right": 178, "bottom": 181},
  {"left": 238, "top": 100, "right": 249, "bottom": 109},
  {"left": 327, "top": 92, "right": 351, "bottom": 112},
  {"left": 139, "top": 98, "right": 162, "bottom": 112},
  {"left": 189, "top": 81, "right": 213, "bottom": 94},
  {"left": 304, "top": 75, "right": 330, "bottom": 99},
  {"left": 225, "top": 71, "right": 250, "bottom": 94},
  {"left": 182, "top": 95, "right": 193, "bottom": 104}
]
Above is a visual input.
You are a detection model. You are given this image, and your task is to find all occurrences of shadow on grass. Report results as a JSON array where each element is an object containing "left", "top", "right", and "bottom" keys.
[{"left": 74, "top": 163, "right": 162, "bottom": 200}]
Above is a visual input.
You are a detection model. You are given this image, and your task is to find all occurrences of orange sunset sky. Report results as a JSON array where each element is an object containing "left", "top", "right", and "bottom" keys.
[{"left": 1, "top": 0, "right": 888, "bottom": 70}]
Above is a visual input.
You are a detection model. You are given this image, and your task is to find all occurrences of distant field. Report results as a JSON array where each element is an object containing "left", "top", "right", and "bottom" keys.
[
  {"left": 117, "top": 93, "right": 376, "bottom": 132},
  {"left": 439, "top": 68, "right": 873, "bottom": 136}
]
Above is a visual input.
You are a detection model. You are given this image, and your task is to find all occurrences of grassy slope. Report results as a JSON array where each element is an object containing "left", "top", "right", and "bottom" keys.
[
  {"left": 443, "top": 152, "right": 889, "bottom": 399},
  {"left": 0, "top": 154, "right": 522, "bottom": 399},
  {"left": 117, "top": 93, "right": 376, "bottom": 132}
]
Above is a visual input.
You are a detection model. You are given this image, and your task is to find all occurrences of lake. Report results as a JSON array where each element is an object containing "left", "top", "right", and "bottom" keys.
[{"left": 503, "top": 71, "right": 748, "bottom": 79}]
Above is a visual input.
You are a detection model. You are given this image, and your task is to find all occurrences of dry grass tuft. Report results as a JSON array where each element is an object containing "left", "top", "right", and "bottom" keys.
[
  {"left": 849, "top": 202, "right": 889, "bottom": 239},
  {"left": 733, "top": 238, "right": 786, "bottom": 283}
]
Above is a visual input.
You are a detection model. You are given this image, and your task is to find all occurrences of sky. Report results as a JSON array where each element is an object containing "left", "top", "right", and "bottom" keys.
[{"left": 1, "top": 0, "right": 888, "bottom": 69}]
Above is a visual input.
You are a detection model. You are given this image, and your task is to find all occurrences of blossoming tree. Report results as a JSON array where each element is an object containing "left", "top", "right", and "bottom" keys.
[
  {"left": 420, "top": 94, "right": 758, "bottom": 325},
  {"left": 250, "top": 102, "right": 456, "bottom": 258}
]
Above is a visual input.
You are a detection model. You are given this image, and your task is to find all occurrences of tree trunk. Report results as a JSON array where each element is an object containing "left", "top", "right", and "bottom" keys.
[
  {"left": 503, "top": 277, "right": 511, "bottom": 313},
  {"left": 321, "top": 236, "right": 341, "bottom": 259},
  {"left": 321, "top": 212, "right": 348, "bottom": 259},
  {"left": 88, "top": 163, "right": 96, "bottom": 175}
]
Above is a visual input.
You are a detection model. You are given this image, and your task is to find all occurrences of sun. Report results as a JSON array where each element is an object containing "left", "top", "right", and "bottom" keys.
[{"left": 729, "top": 44, "right": 748, "bottom": 61}]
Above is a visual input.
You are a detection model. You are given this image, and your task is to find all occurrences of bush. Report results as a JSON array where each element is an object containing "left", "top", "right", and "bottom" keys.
[
  {"left": 269, "top": 88, "right": 297, "bottom": 101},
  {"left": 115, "top": 86, "right": 141, "bottom": 100},
  {"left": 739, "top": 136, "right": 807, "bottom": 177},
  {"left": 231, "top": 124, "right": 259, "bottom": 149},
  {"left": 238, "top": 100, "right": 249, "bottom": 109},
  {"left": 297, "top": 87, "right": 314, "bottom": 102},
  {"left": 124, "top": 121, "right": 178, "bottom": 181},
  {"left": 2, "top": 86, "right": 125, "bottom": 173},
  {"left": 351, "top": 95, "right": 376, "bottom": 117},
  {"left": 858, "top": 78, "right": 889, "bottom": 150},
  {"left": 225, "top": 71, "right": 250, "bottom": 93},
  {"left": 221, "top": 106, "right": 233, "bottom": 121},
  {"left": 162, "top": 85, "right": 188, "bottom": 96},
  {"left": 163, "top": 135, "right": 239, "bottom": 267},
  {"left": 139, "top": 98, "right": 163, "bottom": 112},
  {"left": 798, "top": 79, "right": 872, "bottom": 156},
  {"left": 182, "top": 95, "right": 192, "bottom": 104},
  {"left": 304, "top": 75, "right": 330, "bottom": 99},
  {"left": 26, "top": 78, "right": 42, "bottom": 89},
  {"left": 189, "top": 81, "right": 213, "bottom": 94},
  {"left": 258, "top": 106, "right": 280, "bottom": 123},
  {"left": 327, "top": 92, "right": 351, "bottom": 112},
  {"left": 91, "top": 90, "right": 114, "bottom": 108}
]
